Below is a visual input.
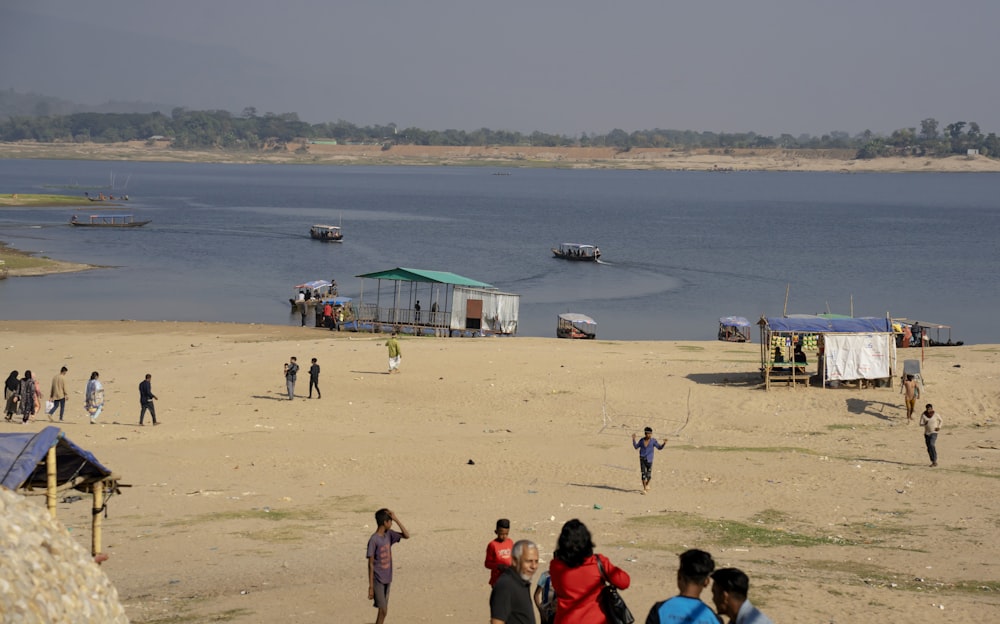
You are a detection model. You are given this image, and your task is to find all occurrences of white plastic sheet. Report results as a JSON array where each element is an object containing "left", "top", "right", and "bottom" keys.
[{"left": 823, "top": 333, "right": 896, "bottom": 381}]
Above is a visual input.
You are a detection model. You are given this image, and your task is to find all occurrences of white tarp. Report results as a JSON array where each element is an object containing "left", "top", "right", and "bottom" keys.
[
  {"left": 823, "top": 333, "right": 896, "bottom": 381},
  {"left": 449, "top": 286, "right": 520, "bottom": 335}
]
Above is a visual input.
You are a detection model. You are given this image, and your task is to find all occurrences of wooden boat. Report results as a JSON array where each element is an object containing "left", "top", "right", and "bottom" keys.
[
  {"left": 70, "top": 214, "right": 150, "bottom": 227},
  {"left": 552, "top": 243, "right": 601, "bottom": 261},
  {"left": 310, "top": 224, "right": 343, "bottom": 242},
  {"left": 557, "top": 313, "right": 597, "bottom": 339},
  {"left": 718, "top": 316, "right": 752, "bottom": 342},
  {"left": 289, "top": 279, "right": 338, "bottom": 309}
]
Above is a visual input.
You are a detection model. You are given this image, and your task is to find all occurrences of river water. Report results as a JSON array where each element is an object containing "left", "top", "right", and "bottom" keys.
[{"left": 0, "top": 159, "right": 997, "bottom": 343}]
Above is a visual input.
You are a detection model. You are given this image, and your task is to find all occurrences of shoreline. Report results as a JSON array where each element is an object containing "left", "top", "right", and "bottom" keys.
[{"left": 3, "top": 140, "right": 1000, "bottom": 172}]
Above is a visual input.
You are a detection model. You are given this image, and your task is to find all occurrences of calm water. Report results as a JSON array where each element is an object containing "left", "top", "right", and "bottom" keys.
[{"left": 0, "top": 159, "right": 998, "bottom": 342}]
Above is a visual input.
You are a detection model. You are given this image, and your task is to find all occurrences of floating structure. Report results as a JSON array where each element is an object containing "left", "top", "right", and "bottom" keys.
[
  {"left": 350, "top": 267, "right": 519, "bottom": 336},
  {"left": 309, "top": 224, "right": 343, "bottom": 242}
]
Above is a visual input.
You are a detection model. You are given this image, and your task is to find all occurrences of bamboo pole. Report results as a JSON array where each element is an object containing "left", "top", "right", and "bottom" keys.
[
  {"left": 46, "top": 445, "right": 57, "bottom": 519},
  {"left": 92, "top": 480, "right": 104, "bottom": 557}
]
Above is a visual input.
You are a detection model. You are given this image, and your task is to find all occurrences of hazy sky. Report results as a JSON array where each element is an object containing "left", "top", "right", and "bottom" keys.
[{"left": 2, "top": 0, "right": 998, "bottom": 136}]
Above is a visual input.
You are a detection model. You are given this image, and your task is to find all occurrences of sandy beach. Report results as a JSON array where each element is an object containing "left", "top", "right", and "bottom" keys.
[
  {"left": 2, "top": 321, "right": 998, "bottom": 623},
  {"left": 3, "top": 140, "right": 1000, "bottom": 173}
]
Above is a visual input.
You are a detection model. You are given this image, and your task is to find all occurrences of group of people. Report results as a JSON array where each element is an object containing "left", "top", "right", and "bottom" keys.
[
  {"left": 282, "top": 356, "right": 323, "bottom": 400},
  {"left": 3, "top": 367, "right": 159, "bottom": 426},
  {"left": 488, "top": 519, "right": 772, "bottom": 624}
]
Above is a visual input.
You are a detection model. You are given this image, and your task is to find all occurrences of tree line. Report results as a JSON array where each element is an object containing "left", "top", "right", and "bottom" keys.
[{"left": 1, "top": 103, "right": 997, "bottom": 160}]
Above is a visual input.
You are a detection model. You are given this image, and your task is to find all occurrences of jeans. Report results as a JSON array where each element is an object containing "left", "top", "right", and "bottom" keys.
[
  {"left": 48, "top": 398, "right": 66, "bottom": 420},
  {"left": 140, "top": 402, "right": 157, "bottom": 425},
  {"left": 924, "top": 432, "right": 938, "bottom": 463},
  {"left": 286, "top": 378, "right": 296, "bottom": 400}
]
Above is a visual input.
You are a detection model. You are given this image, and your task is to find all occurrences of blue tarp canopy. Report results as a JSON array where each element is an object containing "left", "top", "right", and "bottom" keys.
[
  {"left": 0, "top": 426, "right": 113, "bottom": 491},
  {"left": 762, "top": 316, "right": 892, "bottom": 333},
  {"left": 720, "top": 316, "right": 751, "bottom": 327}
]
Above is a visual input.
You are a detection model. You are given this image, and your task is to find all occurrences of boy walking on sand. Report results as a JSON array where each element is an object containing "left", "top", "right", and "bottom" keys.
[
  {"left": 367, "top": 508, "right": 410, "bottom": 624},
  {"left": 386, "top": 332, "right": 402, "bottom": 373},
  {"left": 308, "top": 358, "right": 321, "bottom": 399},
  {"left": 632, "top": 426, "right": 666, "bottom": 494}
]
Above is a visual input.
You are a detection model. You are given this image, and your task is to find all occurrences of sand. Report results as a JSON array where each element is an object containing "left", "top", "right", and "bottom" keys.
[
  {"left": 2, "top": 320, "right": 998, "bottom": 623},
  {"left": 3, "top": 141, "right": 1000, "bottom": 172}
]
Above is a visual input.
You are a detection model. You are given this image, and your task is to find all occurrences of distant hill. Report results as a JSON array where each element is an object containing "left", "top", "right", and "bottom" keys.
[{"left": 0, "top": 89, "right": 173, "bottom": 121}]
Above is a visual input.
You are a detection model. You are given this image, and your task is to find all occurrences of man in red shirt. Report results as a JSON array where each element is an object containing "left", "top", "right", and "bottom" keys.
[{"left": 485, "top": 518, "right": 513, "bottom": 586}]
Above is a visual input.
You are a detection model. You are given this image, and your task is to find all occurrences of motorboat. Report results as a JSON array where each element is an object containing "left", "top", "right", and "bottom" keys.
[
  {"left": 289, "top": 279, "right": 338, "bottom": 309},
  {"left": 552, "top": 243, "right": 601, "bottom": 261},
  {"left": 70, "top": 214, "right": 150, "bottom": 228},
  {"left": 310, "top": 224, "right": 343, "bottom": 242},
  {"left": 557, "top": 313, "right": 597, "bottom": 339},
  {"left": 718, "top": 316, "right": 751, "bottom": 342}
]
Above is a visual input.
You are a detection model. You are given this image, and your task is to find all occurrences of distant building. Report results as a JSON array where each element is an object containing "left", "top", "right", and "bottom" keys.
[{"left": 967, "top": 149, "right": 979, "bottom": 156}]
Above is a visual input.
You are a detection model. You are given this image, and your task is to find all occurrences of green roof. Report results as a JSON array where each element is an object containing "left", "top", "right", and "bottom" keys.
[{"left": 355, "top": 267, "right": 495, "bottom": 288}]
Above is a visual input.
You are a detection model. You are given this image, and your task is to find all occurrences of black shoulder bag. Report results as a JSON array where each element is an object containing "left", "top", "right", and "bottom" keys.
[{"left": 596, "top": 555, "right": 634, "bottom": 624}]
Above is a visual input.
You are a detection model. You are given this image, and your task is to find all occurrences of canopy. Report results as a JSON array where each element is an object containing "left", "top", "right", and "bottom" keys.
[
  {"left": 356, "top": 267, "right": 494, "bottom": 288},
  {"left": 559, "top": 313, "right": 596, "bottom": 325},
  {"left": 762, "top": 316, "right": 892, "bottom": 333},
  {"left": 0, "top": 426, "right": 113, "bottom": 491},
  {"left": 294, "top": 280, "right": 332, "bottom": 291},
  {"left": 719, "top": 316, "right": 751, "bottom": 327}
]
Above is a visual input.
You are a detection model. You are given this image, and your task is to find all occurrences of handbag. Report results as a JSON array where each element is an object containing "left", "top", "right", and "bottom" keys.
[{"left": 596, "top": 555, "right": 634, "bottom": 624}]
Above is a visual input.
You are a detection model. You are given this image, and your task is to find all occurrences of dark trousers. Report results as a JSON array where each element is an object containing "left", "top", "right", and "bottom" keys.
[
  {"left": 309, "top": 378, "right": 320, "bottom": 398},
  {"left": 48, "top": 398, "right": 66, "bottom": 421},
  {"left": 924, "top": 432, "right": 938, "bottom": 463},
  {"left": 140, "top": 402, "right": 157, "bottom": 424}
]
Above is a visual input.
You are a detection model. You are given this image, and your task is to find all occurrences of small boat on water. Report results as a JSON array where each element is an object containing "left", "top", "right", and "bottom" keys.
[
  {"left": 718, "top": 316, "right": 752, "bottom": 342},
  {"left": 557, "top": 313, "right": 597, "bottom": 339},
  {"left": 310, "top": 224, "right": 343, "bottom": 242},
  {"left": 289, "top": 279, "right": 339, "bottom": 309},
  {"left": 70, "top": 214, "right": 150, "bottom": 228},
  {"left": 552, "top": 243, "right": 601, "bottom": 261}
]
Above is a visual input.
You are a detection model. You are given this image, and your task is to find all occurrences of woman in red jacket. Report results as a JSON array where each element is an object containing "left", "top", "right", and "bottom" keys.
[{"left": 550, "top": 519, "right": 630, "bottom": 624}]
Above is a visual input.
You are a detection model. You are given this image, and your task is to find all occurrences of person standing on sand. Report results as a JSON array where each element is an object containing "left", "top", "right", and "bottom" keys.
[
  {"left": 386, "top": 332, "right": 401, "bottom": 373},
  {"left": 919, "top": 403, "right": 942, "bottom": 467},
  {"left": 85, "top": 371, "right": 104, "bottom": 424},
  {"left": 4, "top": 370, "right": 19, "bottom": 422},
  {"left": 367, "top": 508, "right": 410, "bottom": 624},
  {"left": 308, "top": 358, "right": 321, "bottom": 399},
  {"left": 414, "top": 300, "right": 421, "bottom": 323},
  {"left": 489, "top": 539, "right": 539, "bottom": 624},
  {"left": 139, "top": 373, "right": 158, "bottom": 425},
  {"left": 47, "top": 366, "right": 69, "bottom": 421},
  {"left": 901, "top": 374, "right": 920, "bottom": 422},
  {"left": 632, "top": 426, "right": 666, "bottom": 494},
  {"left": 485, "top": 518, "right": 513, "bottom": 586},
  {"left": 284, "top": 357, "right": 299, "bottom": 400},
  {"left": 17, "top": 371, "right": 39, "bottom": 424}
]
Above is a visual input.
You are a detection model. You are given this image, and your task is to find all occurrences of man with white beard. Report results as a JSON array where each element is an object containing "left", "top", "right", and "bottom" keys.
[{"left": 490, "top": 539, "right": 539, "bottom": 624}]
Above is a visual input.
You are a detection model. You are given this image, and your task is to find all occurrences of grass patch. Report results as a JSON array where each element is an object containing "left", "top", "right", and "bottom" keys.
[
  {"left": 162, "top": 506, "right": 324, "bottom": 528},
  {"left": 626, "top": 511, "right": 851, "bottom": 547},
  {"left": 0, "top": 193, "right": 101, "bottom": 207},
  {"left": 675, "top": 345, "right": 705, "bottom": 352},
  {"left": 139, "top": 608, "right": 254, "bottom": 623}
]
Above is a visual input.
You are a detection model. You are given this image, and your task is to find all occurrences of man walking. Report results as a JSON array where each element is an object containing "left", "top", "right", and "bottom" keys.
[
  {"left": 919, "top": 403, "right": 942, "bottom": 467},
  {"left": 645, "top": 549, "right": 718, "bottom": 624},
  {"left": 490, "top": 540, "right": 539, "bottom": 624},
  {"left": 901, "top": 374, "right": 920, "bottom": 422},
  {"left": 386, "top": 332, "right": 401, "bottom": 374},
  {"left": 367, "top": 508, "right": 410, "bottom": 624},
  {"left": 308, "top": 358, "right": 321, "bottom": 399},
  {"left": 139, "top": 373, "right": 158, "bottom": 426},
  {"left": 711, "top": 568, "right": 774, "bottom": 624},
  {"left": 632, "top": 426, "right": 666, "bottom": 494},
  {"left": 284, "top": 356, "right": 299, "bottom": 400},
  {"left": 47, "top": 366, "right": 69, "bottom": 421}
]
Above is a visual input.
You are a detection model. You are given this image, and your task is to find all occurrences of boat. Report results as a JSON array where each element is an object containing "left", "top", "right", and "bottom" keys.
[
  {"left": 289, "top": 279, "right": 338, "bottom": 309},
  {"left": 310, "top": 224, "right": 343, "bottom": 242},
  {"left": 718, "top": 316, "right": 752, "bottom": 342},
  {"left": 552, "top": 243, "right": 601, "bottom": 261},
  {"left": 557, "top": 313, "right": 597, "bottom": 339},
  {"left": 69, "top": 214, "right": 150, "bottom": 227}
]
